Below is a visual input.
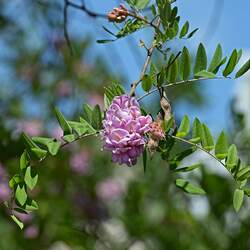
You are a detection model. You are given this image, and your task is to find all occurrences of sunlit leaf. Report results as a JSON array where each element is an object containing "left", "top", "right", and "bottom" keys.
[
  {"left": 215, "top": 131, "right": 228, "bottom": 160},
  {"left": 233, "top": 189, "right": 244, "bottom": 212},
  {"left": 223, "top": 49, "right": 238, "bottom": 77},
  {"left": 194, "top": 43, "right": 207, "bottom": 74},
  {"left": 175, "top": 179, "right": 206, "bottom": 195},
  {"left": 176, "top": 115, "right": 190, "bottom": 138},
  {"left": 24, "top": 166, "right": 38, "bottom": 190}
]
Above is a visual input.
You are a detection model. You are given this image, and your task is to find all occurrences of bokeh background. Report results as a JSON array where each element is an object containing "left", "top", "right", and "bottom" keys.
[{"left": 1, "top": 0, "right": 250, "bottom": 249}]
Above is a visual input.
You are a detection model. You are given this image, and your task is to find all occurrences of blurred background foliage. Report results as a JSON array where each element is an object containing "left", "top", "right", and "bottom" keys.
[{"left": 0, "top": 1, "right": 250, "bottom": 250}]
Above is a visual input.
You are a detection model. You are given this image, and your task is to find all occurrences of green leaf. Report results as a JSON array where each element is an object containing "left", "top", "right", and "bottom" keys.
[
  {"left": 15, "top": 185, "right": 27, "bottom": 206},
  {"left": 22, "top": 133, "right": 39, "bottom": 150},
  {"left": 157, "top": 69, "right": 165, "bottom": 86},
  {"left": 236, "top": 166, "right": 250, "bottom": 181},
  {"left": 24, "top": 199, "right": 39, "bottom": 211},
  {"left": 201, "top": 124, "right": 214, "bottom": 151},
  {"left": 174, "top": 163, "right": 201, "bottom": 173},
  {"left": 233, "top": 189, "right": 244, "bottom": 212},
  {"left": 69, "top": 120, "right": 96, "bottom": 136},
  {"left": 180, "top": 47, "right": 191, "bottom": 80},
  {"left": 11, "top": 215, "right": 24, "bottom": 230},
  {"left": 179, "top": 21, "right": 189, "bottom": 38},
  {"left": 186, "top": 28, "right": 199, "bottom": 39},
  {"left": 116, "top": 19, "right": 146, "bottom": 38},
  {"left": 194, "top": 43, "right": 207, "bottom": 74},
  {"left": 235, "top": 59, "right": 250, "bottom": 78},
  {"left": 243, "top": 188, "right": 250, "bottom": 197},
  {"left": 54, "top": 108, "right": 72, "bottom": 135},
  {"left": 142, "top": 74, "right": 152, "bottom": 92},
  {"left": 82, "top": 104, "right": 93, "bottom": 124},
  {"left": 212, "top": 56, "right": 227, "bottom": 74},
  {"left": 96, "top": 39, "right": 116, "bottom": 44},
  {"left": 30, "top": 148, "right": 47, "bottom": 159},
  {"left": 168, "top": 56, "right": 178, "bottom": 82},
  {"left": 162, "top": 117, "right": 174, "bottom": 132},
  {"left": 176, "top": 115, "right": 190, "bottom": 138},
  {"left": 226, "top": 144, "right": 238, "bottom": 169},
  {"left": 194, "top": 70, "right": 216, "bottom": 79},
  {"left": 215, "top": 131, "right": 228, "bottom": 160},
  {"left": 223, "top": 49, "right": 238, "bottom": 77},
  {"left": 9, "top": 174, "right": 21, "bottom": 189},
  {"left": 236, "top": 49, "right": 243, "bottom": 63},
  {"left": 104, "top": 94, "right": 111, "bottom": 111},
  {"left": 91, "top": 105, "right": 102, "bottom": 130},
  {"left": 24, "top": 166, "right": 38, "bottom": 190},
  {"left": 170, "top": 148, "right": 195, "bottom": 170},
  {"left": 32, "top": 137, "right": 61, "bottom": 156},
  {"left": 175, "top": 179, "right": 206, "bottom": 195},
  {"left": 47, "top": 141, "right": 61, "bottom": 156},
  {"left": 20, "top": 151, "right": 29, "bottom": 170},
  {"left": 143, "top": 149, "right": 147, "bottom": 173},
  {"left": 190, "top": 118, "right": 202, "bottom": 143},
  {"left": 208, "top": 44, "right": 223, "bottom": 72},
  {"left": 62, "top": 134, "right": 77, "bottom": 143},
  {"left": 104, "top": 83, "right": 125, "bottom": 102},
  {"left": 135, "top": 0, "right": 150, "bottom": 9}
]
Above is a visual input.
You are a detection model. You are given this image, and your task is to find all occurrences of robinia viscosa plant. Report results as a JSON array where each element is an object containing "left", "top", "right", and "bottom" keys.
[{"left": 5, "top": 0, "right": 250, "bottom": 229}]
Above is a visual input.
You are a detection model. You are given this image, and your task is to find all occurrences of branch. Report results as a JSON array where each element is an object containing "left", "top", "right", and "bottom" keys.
[
  {"left": 129, "top": 18, "right": 161, "bottom": 96},
  {"left": 63, "top": 0, "right": 73, "bottom": 55},
  {"left": 170, "top": 135, "right": 232, "bottom": 176},
  {"left": 67, "top": 0, "right": 107, "bottom": 19},
  {"left": 137, "top": 76, "right": 232, "bottom": 101}
]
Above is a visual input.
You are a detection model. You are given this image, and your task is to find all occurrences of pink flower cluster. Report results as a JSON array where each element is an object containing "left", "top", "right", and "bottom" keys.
[
  {"left": 102, "top": 95, "right": 152, "bottom": 166},
  {"left": 0, "top": 163, "right": 11, "bottom": 202}
]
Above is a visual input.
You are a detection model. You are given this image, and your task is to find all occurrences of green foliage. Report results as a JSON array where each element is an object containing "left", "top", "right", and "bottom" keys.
[
  {"left": 194, "top": 43, "right": 207, "bottom": 74},
  {"left": 233, "top": 189, "right": 244, "bottom": 212},
  {"left": 127, "top": 0, "right": 150, "bottom": 9},
  {"left": 176, "top": 115, "right": 190, "bottom": 137},
  {"left": 235, "top": 59, "right": 250, "bottom": 78},
  {"left": 54, "top": 108, "right": 72, "bottom": 135},
  {"left": 175, "top": 179, "right": 206, "bottom": 195},
  {"left": 208, "top": 44, "right": 223, "bottom": 72},
  {"left": 142, "top": 74, "right": 152, "bottom": 92},
  {"left": 215, "top": 131, "right": 228, "bottom": 160},
  {"left": 223, "top": 49, "right": 238, "bottom": 77}
]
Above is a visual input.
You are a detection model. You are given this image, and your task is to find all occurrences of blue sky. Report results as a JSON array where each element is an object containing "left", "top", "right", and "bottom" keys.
[{"left": 69, "top": 0, "right": 250, "bottom": 132}]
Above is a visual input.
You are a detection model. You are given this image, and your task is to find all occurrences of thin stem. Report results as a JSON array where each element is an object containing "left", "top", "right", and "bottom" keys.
[
  {"left": 137, "top": 77, "right": 231, "bottom": 101},
  {"left": 37, "top": 132, "right": 99, "bottom": 164},
  {"left": 170, "top": 135, "right": 232, "bottom": 176},
  {"left": 61, "top": 132, "right": 99, "bottom": 148},
  {"left": 67, "top": 1, "right": 107, "bottom": 18},
  {"left": 130, "top": 18, "right": 161, "bottom": 96},
  {"left": 63, "top": 0, "right": 74, "bottom": 55}
]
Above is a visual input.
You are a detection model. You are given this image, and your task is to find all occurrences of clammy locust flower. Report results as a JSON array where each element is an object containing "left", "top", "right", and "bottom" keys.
[
  {"left": 102, "top": 95, "right": 152, "bottom": 166},
  {"left": 107, "top": 4, "right": 128, "bottom": 23}
]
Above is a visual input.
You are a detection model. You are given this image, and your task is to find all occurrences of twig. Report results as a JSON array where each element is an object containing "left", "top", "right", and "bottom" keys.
[
  {"left": 137, "top": 76, "right": 232, "bottom": 101},
  {"left": 63, "top": 0, "right": 73, "bottom": 55},
  {"left": 170, "top": 135, "right": 232, "bottom": 176},
  {"left": 67, "top": 0, "right": 107, "bottom": 19},
  {"left": 129, "top": 18, "right": 161, "bottom": 96}
]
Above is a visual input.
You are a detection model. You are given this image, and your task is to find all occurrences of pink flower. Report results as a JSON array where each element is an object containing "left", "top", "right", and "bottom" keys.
[
  {"left": 16, "top": 120, "right": 42, "bottom": 137},
  {"left": 102, "top": 95, "right": 152, "bottom": 166},
  {"left": 96, "top": 179, "right": 123, "bottom": 201},
  {"left": 56, "top": 81, "right": 72, "bottom": 97},
  {"left": 13, "top": 211, "right": 33, "bottom": 223},
  {"left": 88, "top": 93, "right": 103, "bottom": 108},
  {"left": 69, "top": 150, "right": 90, "bottom": 175},
  {"left": 24, "top": 225, "right": 39, "bottom": 239},
  {"left": 149, "top": 121, "right": 165, "bottom": 140},
  {"left": 51, "top": 126, "right": 64, "bottom": 140},
  {"left": 0, "top": 182, "right": 11, "bottom": 202}
]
